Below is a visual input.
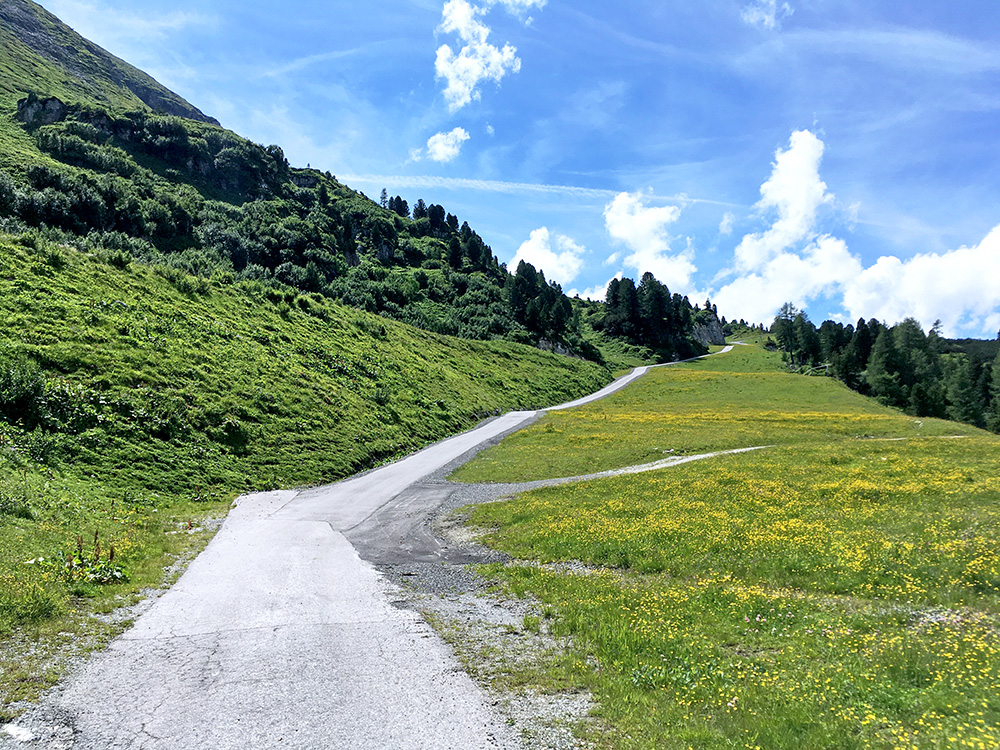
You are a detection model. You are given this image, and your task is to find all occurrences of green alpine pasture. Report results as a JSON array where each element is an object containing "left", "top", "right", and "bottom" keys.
[
  {"left": 0, "top": 232, "right": 607, "bottom": 710},
  {"left": 464, "top": 344, "right": 1000, "bottom": 749},
  {"left": 451, "top": 344, "right": 980, "bottom": 484}
]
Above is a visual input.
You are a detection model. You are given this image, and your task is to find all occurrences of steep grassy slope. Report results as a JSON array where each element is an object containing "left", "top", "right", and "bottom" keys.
[
  {"left": 0, "top": 232, "right": 608, "bottom": 709},
  {"left": 461, "top": 345, "right": 1000, "bottom": 749},
  {"left": 0, "top": 0, "right": 216, "bottom": 121}
]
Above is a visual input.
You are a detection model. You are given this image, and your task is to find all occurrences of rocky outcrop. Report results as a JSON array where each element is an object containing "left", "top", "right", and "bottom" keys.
[
  {"left": 692, "top": 316, "right": 726, "bottom": 346},
  {"left": 291, "top": 172, "right": 320, "bottom": 189},
  {"left": 16, "top": 94, "right": 67, "bottom": 126}
]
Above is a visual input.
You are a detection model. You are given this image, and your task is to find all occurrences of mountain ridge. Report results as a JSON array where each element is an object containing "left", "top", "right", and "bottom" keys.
[{"left": 0, "top": 0, "right": 218, "bottom": 124}]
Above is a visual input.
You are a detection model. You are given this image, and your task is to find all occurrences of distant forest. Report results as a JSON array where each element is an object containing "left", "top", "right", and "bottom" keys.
[
  {"left": 766, "top": 303, "right": 1000, "bottom": 432},
  {"left": 0, "top": 95, "right": 717, "bottom": 364}
]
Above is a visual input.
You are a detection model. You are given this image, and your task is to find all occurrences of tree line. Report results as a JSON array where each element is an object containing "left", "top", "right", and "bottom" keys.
[{"left": 771, "top": 303, "right": 1000, "bottom": 431}]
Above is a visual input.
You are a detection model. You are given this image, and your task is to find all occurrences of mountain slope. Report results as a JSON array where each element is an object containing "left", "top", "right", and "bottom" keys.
[
  {"left": 0, "top": 0, "right": 217, "bottom": 122},
  {"left": 0, "top": 1, "right": 715, "bottom": 363}
]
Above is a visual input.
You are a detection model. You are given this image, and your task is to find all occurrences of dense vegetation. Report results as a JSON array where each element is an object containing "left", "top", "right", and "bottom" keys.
[
  {"left": 769, "top": 303, "right": 1000, "bottom": 431},
  {"left": 0, "top": 93, "right": 718, "bottom": 361},
  {"left": 460, "top": 343, "right": 999, "bottom": 749}
]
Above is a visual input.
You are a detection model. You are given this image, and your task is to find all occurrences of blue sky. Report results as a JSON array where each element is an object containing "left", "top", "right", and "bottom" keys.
[{"left": 38, "top": 0, "right": 1000, "bottom": 336}]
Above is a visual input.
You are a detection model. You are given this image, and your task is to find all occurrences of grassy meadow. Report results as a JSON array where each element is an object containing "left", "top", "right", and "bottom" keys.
[
  {"left": 0, "top": 232, "right": 608, "bottom": 711},
  {"left": 452, "top": 344, "right": 979, "bottom": 484},
  {"left": 461, "top": 343, "right": 1000, "bottom": 749}
]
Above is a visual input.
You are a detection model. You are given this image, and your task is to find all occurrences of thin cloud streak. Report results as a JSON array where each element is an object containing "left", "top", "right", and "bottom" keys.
[
  {"left": 750, "top": 27, "right": 1000, "bottom": 75},
  {"left": 341, "top": 174, "right": 743, "bottom": 207},
  {"left": 262, "top": 48, "right": 373, "bottom": 78}
]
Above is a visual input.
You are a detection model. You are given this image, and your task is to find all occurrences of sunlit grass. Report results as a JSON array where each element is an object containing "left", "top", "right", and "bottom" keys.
[
  {"left": 453, "top": 345, "right": 976, "bottom": 483},
  {"left": 465, "top": 343, "right": 1000, "bottom": 749}
]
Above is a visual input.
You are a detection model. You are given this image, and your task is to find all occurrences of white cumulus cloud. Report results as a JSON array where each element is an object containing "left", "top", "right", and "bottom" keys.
[
  {"left": 424, "top": 127, "right": 471, "bottom": 162},
  {"left": 741, "top": 0, "right": 793, "bottom": 31},
  {"left": 435, "top": 0, "right": 522, "bottom": 112},
  {"left": 719, "top": 212, "right": 735, "bottom": 236},
  {"left": 841, "top": 225, "right": 1000, "bottom": 337},
  {"left": 714, "top": 129, "right": 864, "bottom": 324},
  {"left": 604, "top": 191, "right": 697, "bottom": 292},
  {"left": 734, "top": 129, "right": 832, "bottom": 271},
  {"left": 512, "top": 227, "right": 587, "bottom": 286},
  {"left": 715, "top": 236, "right": 862, "bottom": 324}
]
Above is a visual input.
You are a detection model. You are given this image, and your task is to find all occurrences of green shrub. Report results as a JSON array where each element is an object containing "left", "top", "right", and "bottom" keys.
[
  {"left": 0, "top": 492, "right": 33, "bottom": 520},
  {"left": 0, "top": 350, "right": 45, "bottom": 425}
]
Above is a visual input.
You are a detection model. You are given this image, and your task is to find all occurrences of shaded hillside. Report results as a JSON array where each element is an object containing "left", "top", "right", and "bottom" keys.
[{"left": 0, "top": 0, "right": 217, "bottom": 123}]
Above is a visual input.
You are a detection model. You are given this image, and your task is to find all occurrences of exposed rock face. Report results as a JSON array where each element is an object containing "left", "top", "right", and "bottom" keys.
[
  {"left": 291, "top": 172, "right": 320, "bottom": 189},
  {"left": 692, "top": 317, "right": 726, "bottom": 346},
  {"left": 16, "top": 93, "right": 67, "bottom": 126}
]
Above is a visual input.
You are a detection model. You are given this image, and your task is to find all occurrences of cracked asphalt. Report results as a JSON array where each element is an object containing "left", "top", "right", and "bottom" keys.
[{"left": 2, "top": 348, "right": 733, "bottom": 749}]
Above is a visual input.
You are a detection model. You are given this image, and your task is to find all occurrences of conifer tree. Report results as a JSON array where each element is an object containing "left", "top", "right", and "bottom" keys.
[{"left": 865, "top": 328, "right": 905, "bottom": 407}]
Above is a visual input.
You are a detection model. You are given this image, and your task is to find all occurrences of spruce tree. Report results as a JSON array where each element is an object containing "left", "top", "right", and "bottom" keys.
[
  {"left": 988, "top": 351, "right": 1000, "bottom": 432},
  {"left": 865, "top": 328, "right": 905, "bottom": 407}
]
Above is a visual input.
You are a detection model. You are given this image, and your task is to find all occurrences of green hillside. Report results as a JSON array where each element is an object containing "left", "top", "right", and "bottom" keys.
[
  {"left": 0, "top": 232, "right": 607, "bottom": 707},
  {"left": 0, "top": 0, "right": 216, "bottom": 121},
  {"left": 0, "top": 0, "right": 714, "bottom": 363}
]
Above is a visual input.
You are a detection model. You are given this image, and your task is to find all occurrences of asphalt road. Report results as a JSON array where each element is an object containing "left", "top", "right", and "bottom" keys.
[{"left": 2, "top": 347, "right": 733, "bottom": 750}]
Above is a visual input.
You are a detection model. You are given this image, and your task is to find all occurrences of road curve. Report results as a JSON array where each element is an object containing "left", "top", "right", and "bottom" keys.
[{"left": 2, "top": 346, "right": 734, "bottom": 750}]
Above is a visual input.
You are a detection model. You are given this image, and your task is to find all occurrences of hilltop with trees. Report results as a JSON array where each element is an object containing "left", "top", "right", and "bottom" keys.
[{"left": 768, "top": 303, "right": 1000, "bottom": 431}]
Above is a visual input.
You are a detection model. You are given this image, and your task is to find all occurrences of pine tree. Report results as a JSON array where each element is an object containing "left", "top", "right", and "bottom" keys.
[
  {"left": 987, "top": 351, "right": 1000, "bottom": 432},
  {"left": 943, "top": 354, "right": 983, "bottom": 426},
  {"left": 865, "top": 328, "right": 905, "bottom": 407}
]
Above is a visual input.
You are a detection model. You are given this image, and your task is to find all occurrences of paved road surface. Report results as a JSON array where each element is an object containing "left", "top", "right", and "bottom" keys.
[{"left": 2, "top": 347, "right": 733, "bottom": 749}]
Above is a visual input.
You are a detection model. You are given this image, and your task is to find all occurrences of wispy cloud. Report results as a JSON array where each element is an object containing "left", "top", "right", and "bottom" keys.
[
  {"left": 746, "top": 27, "right": 1000, "bottom": 76},
  {"left": 741, "top": 0, "right": 793, "bottom": 31},
  {"left": 262, "top": 48, "right": 369, "bottom": 78},
  {"left": 340, "top": 175, "right": 739, "bottom": 208},
  {"left": 487, "top": 0, "right": 547, "bottom": 21},
  {"left": 45, "top": 0, "right": 215, "bottom": 44}
]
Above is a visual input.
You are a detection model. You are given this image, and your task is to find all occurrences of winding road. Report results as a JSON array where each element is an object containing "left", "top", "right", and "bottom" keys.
[{"left": 3, "top": 347, "right": 733, "bottom": 750}]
